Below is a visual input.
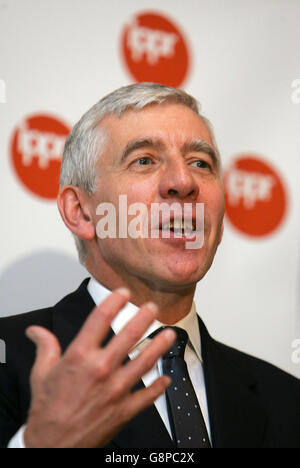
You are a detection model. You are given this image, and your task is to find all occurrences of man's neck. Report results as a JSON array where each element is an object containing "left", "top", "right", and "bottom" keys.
[{"left": 86, "top": 260, "right": 196, "bottom": 325}]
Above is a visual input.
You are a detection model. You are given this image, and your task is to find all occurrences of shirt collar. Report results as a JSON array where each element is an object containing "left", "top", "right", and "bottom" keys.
[{"left": 87, "top": 277, "right": 202, "bottom": 362}]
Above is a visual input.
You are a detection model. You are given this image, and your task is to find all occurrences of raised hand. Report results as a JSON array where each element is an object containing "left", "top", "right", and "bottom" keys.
[{"left": 24, "top": 288, "right": 176, "bottom": 448}]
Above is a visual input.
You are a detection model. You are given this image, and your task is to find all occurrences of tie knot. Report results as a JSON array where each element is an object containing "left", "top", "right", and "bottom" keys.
[{"left": 150, "top": 327, "right": 188, "bottom": 358}]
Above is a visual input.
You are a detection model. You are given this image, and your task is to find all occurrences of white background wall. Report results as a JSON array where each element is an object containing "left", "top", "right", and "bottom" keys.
[{"left": 0, "top": 0, "right": 299, "bottom": 377}]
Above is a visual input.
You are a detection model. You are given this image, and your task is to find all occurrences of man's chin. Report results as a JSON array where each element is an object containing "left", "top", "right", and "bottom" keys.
[{"left": 147, "top": 262, "right": 208, "bottom": 292}]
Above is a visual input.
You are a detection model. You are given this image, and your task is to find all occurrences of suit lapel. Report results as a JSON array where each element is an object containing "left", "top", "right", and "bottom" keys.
[
  {"left": 112, "top": 379, "right": 175, "bottom": 448},
  {"left": 198, "top": 317, "right": 267, "bottom": 448},
  {"left": 52, "top": 279, "right": 96, "bottom": 352}
]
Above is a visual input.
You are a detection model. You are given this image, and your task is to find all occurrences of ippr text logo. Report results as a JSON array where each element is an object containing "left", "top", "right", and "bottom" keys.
[
  {"left": 10, "top": 113, "right": 70, "bottom": 199},
  {"left": 127, "top": 19, "right": 178, "bottom": 66},
  {"left": 224, "top": 155, "right": 287, "bottom": 237},
  {"left": 0, "top": 79, "right": 6, "bottom": 103},
  {"left": 0, "top": 339, "right": 6, "bottom": 364},
  {"left": 121, "top": 11, "right": 190, "bottom": 87},
  {"left": 226, "top": 168, "right": 275, "bottom": 210}
]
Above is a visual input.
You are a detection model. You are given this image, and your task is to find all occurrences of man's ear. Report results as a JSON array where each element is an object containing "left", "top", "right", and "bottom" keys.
[{"left": 57, "top": 186, "right": 95, "bottom": 241}]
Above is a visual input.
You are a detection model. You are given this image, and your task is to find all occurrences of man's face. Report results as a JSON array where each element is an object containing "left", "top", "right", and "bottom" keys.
[{"left": 89, "top": 103, "right": 225, "bottom": 292}]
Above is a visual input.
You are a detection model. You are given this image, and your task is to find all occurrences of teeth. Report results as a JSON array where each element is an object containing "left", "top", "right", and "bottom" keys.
[
  {"left": 173, "top": 220, "right": 183, "bottom": 231},
  {"left": 161, "top": 220, "right": 196, "bottom": 232}
]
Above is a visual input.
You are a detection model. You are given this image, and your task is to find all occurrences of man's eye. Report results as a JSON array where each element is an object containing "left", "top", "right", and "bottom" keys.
[
  {"left": 136, "top": 157, "right": 152, "bottom": 166},
  {"left": 191, "top": 160, "right": 210, "bottom": 169}
]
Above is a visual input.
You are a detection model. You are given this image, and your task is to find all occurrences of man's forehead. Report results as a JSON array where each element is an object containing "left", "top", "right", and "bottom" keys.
[{"left": 100, "top": 103, "right": 214, "bottom": 146}]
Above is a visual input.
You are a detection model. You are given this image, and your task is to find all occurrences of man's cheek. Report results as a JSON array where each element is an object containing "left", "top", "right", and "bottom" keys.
[{"left": 209, "top": 194, "right": 225, "bottom": 222}]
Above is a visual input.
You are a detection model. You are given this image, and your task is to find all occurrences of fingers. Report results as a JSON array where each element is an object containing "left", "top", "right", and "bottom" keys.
[
  {"left": 113, "top": 328, "right": 176, "bottom": 393},
  {"left": 70, "top": 288, "right": 131, "bottom": 351},
  {"left": 103, "top": 301, "right": 159, "bottom": 369},
  {"left": 26, "top": 326, "right": 62, "bottom": 381},
  {"left": 121, "top": 376, "right": 172, "bottom": 424}
]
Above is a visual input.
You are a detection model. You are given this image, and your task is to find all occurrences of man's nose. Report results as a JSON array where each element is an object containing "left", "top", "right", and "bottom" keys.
[{"left": 158, "top": 159, "right": 199, "bottom": 201}]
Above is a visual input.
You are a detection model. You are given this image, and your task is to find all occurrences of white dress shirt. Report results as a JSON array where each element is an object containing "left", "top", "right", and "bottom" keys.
[{"left": 8, "top": 278, "right": 211, "bottom": 447}]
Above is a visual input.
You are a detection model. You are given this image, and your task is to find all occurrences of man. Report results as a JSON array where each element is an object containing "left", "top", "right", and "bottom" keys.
[{"left": 0, "top": 83, "right": 299, "bottom": 448}]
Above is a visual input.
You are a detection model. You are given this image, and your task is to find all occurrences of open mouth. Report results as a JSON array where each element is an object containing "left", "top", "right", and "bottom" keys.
[{"left": 159, "top": 219, "right": 197, "bottom": 237}]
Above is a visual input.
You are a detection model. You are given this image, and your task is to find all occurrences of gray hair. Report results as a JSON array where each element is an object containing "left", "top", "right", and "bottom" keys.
[{"left": 60, "top": 82, "right": 220, "bottom": 264}]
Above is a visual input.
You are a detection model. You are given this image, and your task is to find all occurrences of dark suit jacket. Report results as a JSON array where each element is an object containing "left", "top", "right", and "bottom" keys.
[{"left": 0, "top": 279, "right": 299, "bottom": 448}]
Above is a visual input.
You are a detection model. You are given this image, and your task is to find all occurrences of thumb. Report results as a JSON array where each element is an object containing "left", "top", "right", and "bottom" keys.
[{"left": 26, "top": 326, "right": 62, "bottom": 381}]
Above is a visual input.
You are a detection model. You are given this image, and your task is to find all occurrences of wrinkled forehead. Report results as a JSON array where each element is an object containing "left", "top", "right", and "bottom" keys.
[{"left": 100, "top": 103, "right": 212, "bottom": 146}]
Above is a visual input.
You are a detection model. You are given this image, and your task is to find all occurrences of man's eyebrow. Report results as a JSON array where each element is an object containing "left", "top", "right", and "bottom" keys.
[
  {"left": 119, "top": 137, "right": 219, "bottom": 169},
  {"left": 120, "top": 138, "right": 165, "bottom": 162},
  {"left": 181, "top": 139, "right": 219, "bottom": 168}
]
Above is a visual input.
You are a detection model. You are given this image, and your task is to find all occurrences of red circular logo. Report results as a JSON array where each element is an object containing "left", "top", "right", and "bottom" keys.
[
  {"left": 224, "top": 155, "right": 288, "bottom": 237},
  {"left": 10, "top": 114, "right": 70, "bottom": 200},
  {"left": 121, "top": 11, "right": 190, "bottom": 88}
]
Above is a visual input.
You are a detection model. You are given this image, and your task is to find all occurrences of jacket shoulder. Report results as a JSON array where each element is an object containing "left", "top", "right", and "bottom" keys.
[
  {"left": 0, "top": 308, "right": 53, "bottom": 340},
  {"left": 216, "top": 339, "right": 298, "bottom": 386},
  {"left": 0, "top": 307, "right": 54, "bottom": 382}
]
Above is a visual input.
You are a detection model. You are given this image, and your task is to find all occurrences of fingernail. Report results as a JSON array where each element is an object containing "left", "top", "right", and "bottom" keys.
[
  {"left": 164, "top": 329, "right": 176, "bottom": 342},
  {"left": 145, "top": 302, "right": 158, "bottom": 314},
  {"left": 164, "top": 376, "right": 172, "bottom": 387},
  {"left": 25, "top": 327, "right": 35, "bottom": 341},
  {"left": 115, "top": 287, "right": 130, "bottom": 299},
  {"left": 159, "top": 376, "right": 172, "bottom": 391}
]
